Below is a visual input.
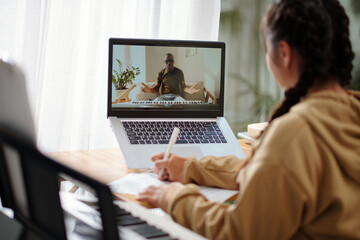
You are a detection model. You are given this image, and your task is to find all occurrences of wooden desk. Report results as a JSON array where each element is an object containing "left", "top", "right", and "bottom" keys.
[{"left": 49, "top": 139, "right": 253, "bottom": 184}]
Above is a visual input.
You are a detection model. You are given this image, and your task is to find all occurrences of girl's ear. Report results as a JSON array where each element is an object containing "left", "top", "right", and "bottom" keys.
[{"left": 278, "top": 40, "right": 292, "bottom": 69}]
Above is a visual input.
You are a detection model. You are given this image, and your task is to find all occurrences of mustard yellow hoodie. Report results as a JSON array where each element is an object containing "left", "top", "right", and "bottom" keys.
[{"left": 167, "top": 90, "right": 360, "bottom": 239}]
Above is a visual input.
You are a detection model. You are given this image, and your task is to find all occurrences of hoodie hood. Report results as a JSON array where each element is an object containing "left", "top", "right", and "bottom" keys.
[{"left": 292, "top": 90, "right": 360, "bottom": 183}]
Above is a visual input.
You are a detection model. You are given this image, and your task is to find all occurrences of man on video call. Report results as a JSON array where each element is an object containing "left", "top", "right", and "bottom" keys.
[{"left": 141, "top": 53, "right": 200, "bottom": 101}]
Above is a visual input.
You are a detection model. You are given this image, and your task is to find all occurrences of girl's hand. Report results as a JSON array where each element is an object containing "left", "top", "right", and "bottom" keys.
[
  {"left": 151, "top": 152, "right": 189, "bottom": 183},
  {"left": 137, "top": 183, "right": 184, "bottom": 210}
]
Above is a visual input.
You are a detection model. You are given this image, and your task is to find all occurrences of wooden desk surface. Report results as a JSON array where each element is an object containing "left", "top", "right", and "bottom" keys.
[{"left": 50, "top": 139, "right": 253, "bottom": 184}]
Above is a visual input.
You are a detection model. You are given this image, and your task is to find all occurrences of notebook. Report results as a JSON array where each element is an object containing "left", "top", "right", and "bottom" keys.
[{"left": 107, "top": 38, "right": 246, "bottom": 168}]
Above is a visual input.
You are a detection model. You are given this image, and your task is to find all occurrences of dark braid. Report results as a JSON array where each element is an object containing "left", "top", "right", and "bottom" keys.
[
  {"left": 262, "top": 0, "right": 346, "bottom": 123},
  {"left": 321, "top": 0, "right": 355, "bottom": 86}
]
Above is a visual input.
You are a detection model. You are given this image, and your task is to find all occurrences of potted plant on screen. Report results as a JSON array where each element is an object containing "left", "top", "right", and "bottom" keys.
[{"left": 112, "top": 59, "right": 140, "bottom": 98}]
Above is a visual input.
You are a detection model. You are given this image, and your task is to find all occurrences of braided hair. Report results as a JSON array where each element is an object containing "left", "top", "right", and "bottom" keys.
[
  {"left": 263, "top": 0, "right": 354, "bottom": 123},
  {"left": 321, "top": 0, "right": 354, "bottom": 86}
]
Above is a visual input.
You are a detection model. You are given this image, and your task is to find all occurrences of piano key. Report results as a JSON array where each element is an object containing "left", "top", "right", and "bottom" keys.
[
  {"left": 149, "top": 236, "right": 175, "bottom": 240},
  {"left": 117, "top": 217, "right": 146, "bottom": 226},
  {"left": 115, "top": 207, "right": 131, "bottom": 216},
  {"left": 126, "top": 224, "right": 169, "bottom": 238}
]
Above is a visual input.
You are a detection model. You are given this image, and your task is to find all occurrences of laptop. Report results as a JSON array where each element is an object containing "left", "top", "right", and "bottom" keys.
[{"left": 107, "top": 38, "right": 246, "bottom": 168}]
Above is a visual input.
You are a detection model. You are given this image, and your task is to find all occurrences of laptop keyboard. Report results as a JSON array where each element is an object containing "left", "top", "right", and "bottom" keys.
[{"left": 122, "top": 121, "right": 227, "bottom": 145}]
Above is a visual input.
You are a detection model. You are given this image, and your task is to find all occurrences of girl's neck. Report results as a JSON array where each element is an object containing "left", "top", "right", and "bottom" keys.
[{"left": 307, "top": 77, "right": 347, "bottom": 95}]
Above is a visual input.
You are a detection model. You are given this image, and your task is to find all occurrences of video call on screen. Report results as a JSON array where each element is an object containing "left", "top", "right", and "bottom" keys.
[{"left": 111, "top": 44, "right": 222, "bottom": 111}]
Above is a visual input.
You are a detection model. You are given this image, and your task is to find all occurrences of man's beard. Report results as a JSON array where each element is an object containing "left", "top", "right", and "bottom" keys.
[{"left": 166, "top": 66, "right": 174, "bottom": 71}]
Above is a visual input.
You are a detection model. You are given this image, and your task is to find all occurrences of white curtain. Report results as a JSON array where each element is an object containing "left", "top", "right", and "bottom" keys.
[{"left": 0, "top": 0, "right": 220, "bottom": 152}]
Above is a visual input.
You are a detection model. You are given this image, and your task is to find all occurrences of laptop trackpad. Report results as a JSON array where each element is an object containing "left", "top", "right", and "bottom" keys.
[{"left": 171, "top": 146, "right": 204, "bottom": 159}]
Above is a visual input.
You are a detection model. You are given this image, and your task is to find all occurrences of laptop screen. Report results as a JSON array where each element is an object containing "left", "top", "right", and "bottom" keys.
[{"left": 107, "top": 38, "right": 225, "bottom": 118}]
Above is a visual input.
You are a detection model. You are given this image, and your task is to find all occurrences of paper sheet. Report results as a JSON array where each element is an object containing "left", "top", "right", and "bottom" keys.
[{"left": 109, "top": 172, "right": 238, "bottom": 203}]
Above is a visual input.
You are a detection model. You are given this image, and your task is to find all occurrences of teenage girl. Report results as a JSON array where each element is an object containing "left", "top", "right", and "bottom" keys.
[{"left": 138, "top": 0, "right": 360, "bottom": 239}]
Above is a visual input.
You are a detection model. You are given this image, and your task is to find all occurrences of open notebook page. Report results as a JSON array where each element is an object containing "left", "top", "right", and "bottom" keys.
[{"left": 109, "top": 172, "right": 238, "bottom": 203}]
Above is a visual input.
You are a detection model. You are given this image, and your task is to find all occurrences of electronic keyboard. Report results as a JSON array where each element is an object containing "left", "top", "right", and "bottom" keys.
[
  {"left": 129, "top": 100, "right": 203, "bottom": 105},
  {"left": 62, "top": 192, "right": 205, "bottom": 240}
]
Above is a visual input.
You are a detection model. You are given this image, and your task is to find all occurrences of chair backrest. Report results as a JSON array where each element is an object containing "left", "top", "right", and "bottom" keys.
[
  {"left": 0, "top": 60, "right": 119, "bottom": 239},
  {"left": 0, "top": 60, "right": 36, "bottom": 218},
  {"left": 0, "top": 143, "right": 14, "bottom": 209},
  {"left": 0, "top": 126, "right": 120, "bottom": 239}
]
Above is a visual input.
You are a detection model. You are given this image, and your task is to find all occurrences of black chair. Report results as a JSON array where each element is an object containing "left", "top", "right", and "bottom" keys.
[
  {"left": 0, "top": 126, "right": 120, "bottom": 240},
  {"left": 0, "top": 141, "right": 15, "bottom": 209}
]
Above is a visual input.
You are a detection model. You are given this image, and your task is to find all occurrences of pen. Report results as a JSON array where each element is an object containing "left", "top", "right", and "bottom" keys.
[{"left": 158, "top": 127, "right": 180, "bottom": 178}]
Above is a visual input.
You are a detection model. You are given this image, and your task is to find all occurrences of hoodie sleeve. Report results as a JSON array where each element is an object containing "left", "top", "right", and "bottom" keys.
[
  {"left": 183, "top": 155, "right": 247, "bottom": 190},
  {"left": 167, "top": 114, "right": 313, "bottom": 239},
  {"left": 168, "top": 160, "right": 306, "bottom": 240}
]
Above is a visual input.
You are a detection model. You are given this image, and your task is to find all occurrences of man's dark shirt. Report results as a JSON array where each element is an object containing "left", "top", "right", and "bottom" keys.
[{"left": 157, "top": 67, "right": 185, "bottom": 96}]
